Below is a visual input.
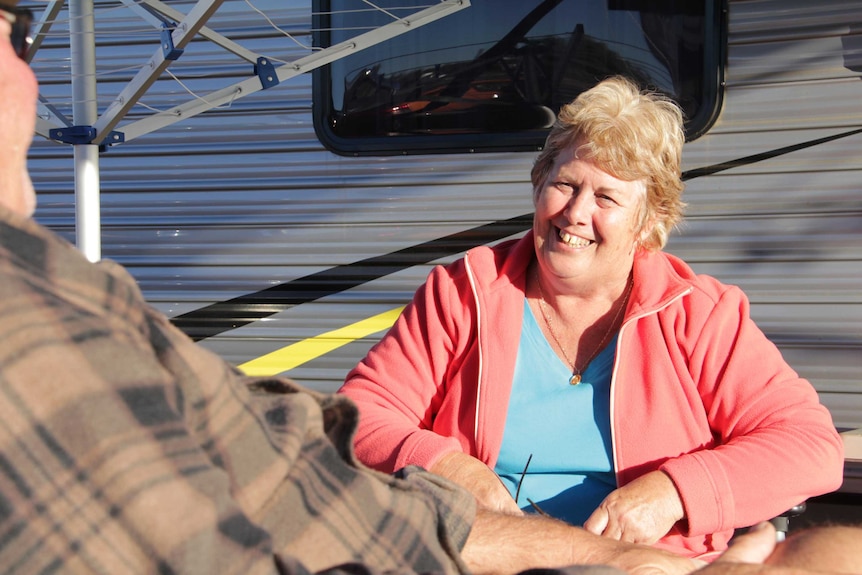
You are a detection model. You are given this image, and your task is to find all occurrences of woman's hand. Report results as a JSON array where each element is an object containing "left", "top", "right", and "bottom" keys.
[
  {"left": 584, "top": 470, "right": 685, "bottom": 544},
  {"left": 430, "top": 451, "right": 523, "bottom": 515}
]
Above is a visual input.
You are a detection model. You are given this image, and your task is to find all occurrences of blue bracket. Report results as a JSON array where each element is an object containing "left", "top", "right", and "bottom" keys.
[
  {"left": 49, "top": 125, "right": 125, "bottom": 150},
  {"left": 255, "top": 57, "right": 279, "bottom": 89},
  {"left": 161, "top": 23, "right": 184, "bottom": 61}
]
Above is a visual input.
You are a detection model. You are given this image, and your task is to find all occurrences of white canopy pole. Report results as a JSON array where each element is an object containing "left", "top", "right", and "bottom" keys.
[{"left": 69, "top": 0, "right": 101, "bottom": 262}]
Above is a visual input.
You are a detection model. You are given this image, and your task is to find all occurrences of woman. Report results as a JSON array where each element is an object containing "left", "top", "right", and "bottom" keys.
[{"left": 337, "top": 77, "right": 844, "bottom": 557}]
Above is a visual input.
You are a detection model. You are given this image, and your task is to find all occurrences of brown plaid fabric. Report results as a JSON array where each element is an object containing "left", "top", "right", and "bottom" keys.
[{"left": 0, "top": 206, "right": 475, "bottom": 575}]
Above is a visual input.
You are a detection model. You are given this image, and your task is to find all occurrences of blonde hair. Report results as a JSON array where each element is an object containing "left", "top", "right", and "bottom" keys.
[{"left": 531, "top": 76, "right": 686, "bottom": 251}]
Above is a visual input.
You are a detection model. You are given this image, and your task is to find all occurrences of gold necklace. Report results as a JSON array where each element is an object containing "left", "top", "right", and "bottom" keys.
[{"left": 534, "top": 270, "right": 632, "bottom": 385}]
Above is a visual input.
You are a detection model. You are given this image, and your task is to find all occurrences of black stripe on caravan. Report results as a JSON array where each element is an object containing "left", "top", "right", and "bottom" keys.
[
  {"left": 173, "top": 214, "right": 533, "bottom": 341},
  {"left": 171, "top": 127, "right": 862, "bottom": 342}
]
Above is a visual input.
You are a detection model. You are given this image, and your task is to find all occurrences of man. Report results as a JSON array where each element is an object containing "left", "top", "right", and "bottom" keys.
[
  {"left": 699, "top": 522, "right": 862, "bottom": 575},
  {"left": 0, "top": 3, "right": 857, "bottom": 575}
]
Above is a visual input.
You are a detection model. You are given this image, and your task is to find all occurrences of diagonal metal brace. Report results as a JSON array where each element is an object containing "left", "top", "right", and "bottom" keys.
[
  {"left": 118, "top": 0, "right": 470, "bottom": 142},
  {"left": 92, "top": 0, "right": 227, "bottom": 146}
]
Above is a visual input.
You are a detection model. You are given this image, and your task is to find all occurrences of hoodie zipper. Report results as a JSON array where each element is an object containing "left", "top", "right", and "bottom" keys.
[
  {"left": 609, "top": 286, "right": 694, "bottom": 484},
  {"left": 464, "top": 254, "right": 484, "bottom": 442}
]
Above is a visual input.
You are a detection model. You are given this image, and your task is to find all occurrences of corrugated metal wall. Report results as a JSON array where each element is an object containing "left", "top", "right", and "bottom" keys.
[
  {"left": 26, "top": 0, "right": 861, "bottom": 429},
  {"left": 680, "top": 0, "right": 862, "bottom": 430}
]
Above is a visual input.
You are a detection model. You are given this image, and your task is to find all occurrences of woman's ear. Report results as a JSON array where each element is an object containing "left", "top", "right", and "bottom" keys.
[{"left": 636, "top": 216, "right": 658, "bottom": 250}]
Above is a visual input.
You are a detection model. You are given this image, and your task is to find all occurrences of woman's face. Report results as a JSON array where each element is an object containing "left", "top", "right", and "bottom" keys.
[{"left": 533, "top": 141, "right": 648, "bottom": 287}]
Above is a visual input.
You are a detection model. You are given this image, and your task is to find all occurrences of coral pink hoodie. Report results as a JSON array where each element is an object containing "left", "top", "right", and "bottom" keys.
[{"left": 339, "top": 232, "right": 843, "bottom": 557}]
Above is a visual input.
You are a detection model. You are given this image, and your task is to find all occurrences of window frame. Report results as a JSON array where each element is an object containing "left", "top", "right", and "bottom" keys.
[{"left": 312, "top": 0, "right": 727, "bottom": 156}]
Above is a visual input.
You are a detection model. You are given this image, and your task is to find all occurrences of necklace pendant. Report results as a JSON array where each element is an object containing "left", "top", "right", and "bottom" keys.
[{"left": 569, "top": 373, "right": 582, "bottom": 385}]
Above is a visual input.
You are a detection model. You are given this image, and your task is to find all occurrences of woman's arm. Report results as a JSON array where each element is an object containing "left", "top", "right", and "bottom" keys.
[
  {"left": 339, "top": 262, "right": 476, "bottom": 473},
  {"left": 661, "top": 285, "right": 844, "bottom": 536},
  {"left": 431, "top": 451, "right": 523, "bottom": 515}
]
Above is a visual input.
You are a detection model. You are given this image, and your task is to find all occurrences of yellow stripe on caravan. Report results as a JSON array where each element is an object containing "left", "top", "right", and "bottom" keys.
[{"left": 239, "top": 306, "right": 406, "bottom": 376}]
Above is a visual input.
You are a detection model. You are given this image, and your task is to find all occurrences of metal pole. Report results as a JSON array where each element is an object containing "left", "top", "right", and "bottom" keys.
[{"left": 69, "top": 0, "right": 101, "bottom": 262}]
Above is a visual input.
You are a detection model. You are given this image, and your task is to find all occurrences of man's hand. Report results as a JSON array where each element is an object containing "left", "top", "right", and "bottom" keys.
[
  {"left": 693, "top": 522, "right": 803, "bottom": 575},
  {"left": 597, "top": 540, "right": 705, "bottom": 575},
  {"left": 430, "top": 451, "right": 523, "bottom": 515},
  {"left": 584, "top": 470, "right": 684, "bottom": 544},
  {"left": 714, "top": 522, "right": 777, "bottom": 564}
]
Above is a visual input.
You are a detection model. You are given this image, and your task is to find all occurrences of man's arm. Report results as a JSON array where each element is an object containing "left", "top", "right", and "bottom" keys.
[{"left": 461, "top": 508, "right": 700, "bottom": 575}]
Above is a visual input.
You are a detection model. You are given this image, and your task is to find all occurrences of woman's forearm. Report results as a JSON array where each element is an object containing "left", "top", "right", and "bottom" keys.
[{"left": 430, "top": 451, "right": 523, "bottom": 515}]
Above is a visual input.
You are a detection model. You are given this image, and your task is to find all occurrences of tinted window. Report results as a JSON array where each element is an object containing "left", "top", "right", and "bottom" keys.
[{"left": 313, "top": 0, "right": 725, "bottom": 155}]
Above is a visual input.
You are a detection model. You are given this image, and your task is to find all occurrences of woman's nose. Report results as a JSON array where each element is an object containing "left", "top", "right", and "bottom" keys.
[{"left": 564, "top": 190, "right": 592, "bottom": 223}]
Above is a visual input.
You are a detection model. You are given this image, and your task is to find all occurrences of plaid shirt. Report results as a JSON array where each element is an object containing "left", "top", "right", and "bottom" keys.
[{"left": 0, "top": 206, "right": 476, "bottom": 575}]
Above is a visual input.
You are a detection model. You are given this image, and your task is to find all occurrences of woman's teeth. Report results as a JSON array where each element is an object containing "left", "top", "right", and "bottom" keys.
[{"left": 559, "top": 229, "right": 592, "bottom": 248}]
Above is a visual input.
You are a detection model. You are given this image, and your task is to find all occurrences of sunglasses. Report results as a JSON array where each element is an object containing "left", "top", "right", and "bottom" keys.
[
  {"left": 0, "top": 3, "right": 32, "bottom": 61},
  {"left": 514, "top": 454, "right": 551, "bottom": 518}
]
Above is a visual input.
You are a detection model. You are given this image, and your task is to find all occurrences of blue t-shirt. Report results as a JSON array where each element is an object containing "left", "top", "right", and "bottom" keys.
[{"left": 493, "top": 299, "right": 617, "bottom": 526}]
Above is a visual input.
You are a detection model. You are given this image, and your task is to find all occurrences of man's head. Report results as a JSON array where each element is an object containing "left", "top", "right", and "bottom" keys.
[{"left": 0, "top": 0, "right": 37, "bottom": 217}]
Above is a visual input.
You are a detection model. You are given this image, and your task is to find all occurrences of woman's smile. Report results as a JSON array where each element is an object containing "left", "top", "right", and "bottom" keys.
[{"left": 557, "top": 228, "right": 593, "bottom": 249}]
